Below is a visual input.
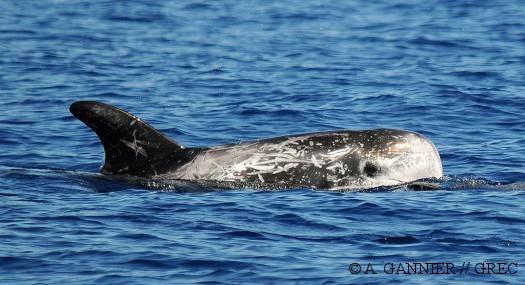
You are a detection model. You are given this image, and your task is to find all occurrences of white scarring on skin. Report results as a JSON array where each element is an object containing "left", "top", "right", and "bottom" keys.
[{"left": 155, "top": 131, "right": 442, "bottom": 190}]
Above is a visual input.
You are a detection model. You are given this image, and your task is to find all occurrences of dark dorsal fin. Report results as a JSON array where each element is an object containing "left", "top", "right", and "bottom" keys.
[{"left": 70, "top": 101, "right": 188, "bottom": 177}]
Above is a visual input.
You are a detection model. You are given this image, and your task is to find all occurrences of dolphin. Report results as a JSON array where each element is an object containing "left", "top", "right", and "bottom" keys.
[{"left": 70, "top": 101, "right": 443, "bottom": 190}]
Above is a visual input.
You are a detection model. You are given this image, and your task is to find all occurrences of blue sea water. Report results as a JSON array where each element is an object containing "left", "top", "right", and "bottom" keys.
[{"left": 1, "top": 0, "right": 524, "bottom": 284}]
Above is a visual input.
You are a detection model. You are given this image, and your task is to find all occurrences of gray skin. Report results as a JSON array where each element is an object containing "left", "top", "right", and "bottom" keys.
[{"left": 70, "top": 101, "right": 443, "bottom": 191}]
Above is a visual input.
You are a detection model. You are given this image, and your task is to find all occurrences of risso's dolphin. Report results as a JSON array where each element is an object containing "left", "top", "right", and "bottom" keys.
[{"left": 70, "top": 101, "right": 443, "bottom": 191}]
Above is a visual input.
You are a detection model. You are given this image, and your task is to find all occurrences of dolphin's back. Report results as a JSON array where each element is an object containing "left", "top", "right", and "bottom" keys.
[
  {"left": 70, "top": 101, "right": 442, "bottom": 190},
  {"left": 70, "top": 101, "right": 198, "bottom": 177}
]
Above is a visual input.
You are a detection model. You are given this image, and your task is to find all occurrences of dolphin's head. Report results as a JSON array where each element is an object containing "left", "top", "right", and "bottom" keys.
[{"left": 354, "top": 129, "right": 443, "bottom": 188}]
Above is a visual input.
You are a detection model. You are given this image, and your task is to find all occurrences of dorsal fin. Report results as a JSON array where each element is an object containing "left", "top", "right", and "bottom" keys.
[{"left": 70, "top": 101, "right": 188, "bottom": 177}]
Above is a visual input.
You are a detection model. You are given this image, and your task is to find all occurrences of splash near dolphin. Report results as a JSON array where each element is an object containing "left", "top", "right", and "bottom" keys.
[{"left": 70, "top": 101, "right": 443, "bottom": 190}]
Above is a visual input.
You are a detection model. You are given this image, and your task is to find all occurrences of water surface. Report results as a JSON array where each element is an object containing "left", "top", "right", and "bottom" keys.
[{"left": 1, "top": 0, "right": 524, "bottom": 284}]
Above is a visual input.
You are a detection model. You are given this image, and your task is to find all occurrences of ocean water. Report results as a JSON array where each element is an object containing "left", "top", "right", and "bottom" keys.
[{"left": 1, "top": 0, "right": 524, "bottom": 284}]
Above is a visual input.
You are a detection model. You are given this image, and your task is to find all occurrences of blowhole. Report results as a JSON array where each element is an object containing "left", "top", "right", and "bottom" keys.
[{"left": 363, "top": 162, "right": 379, "bottom": 177}]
